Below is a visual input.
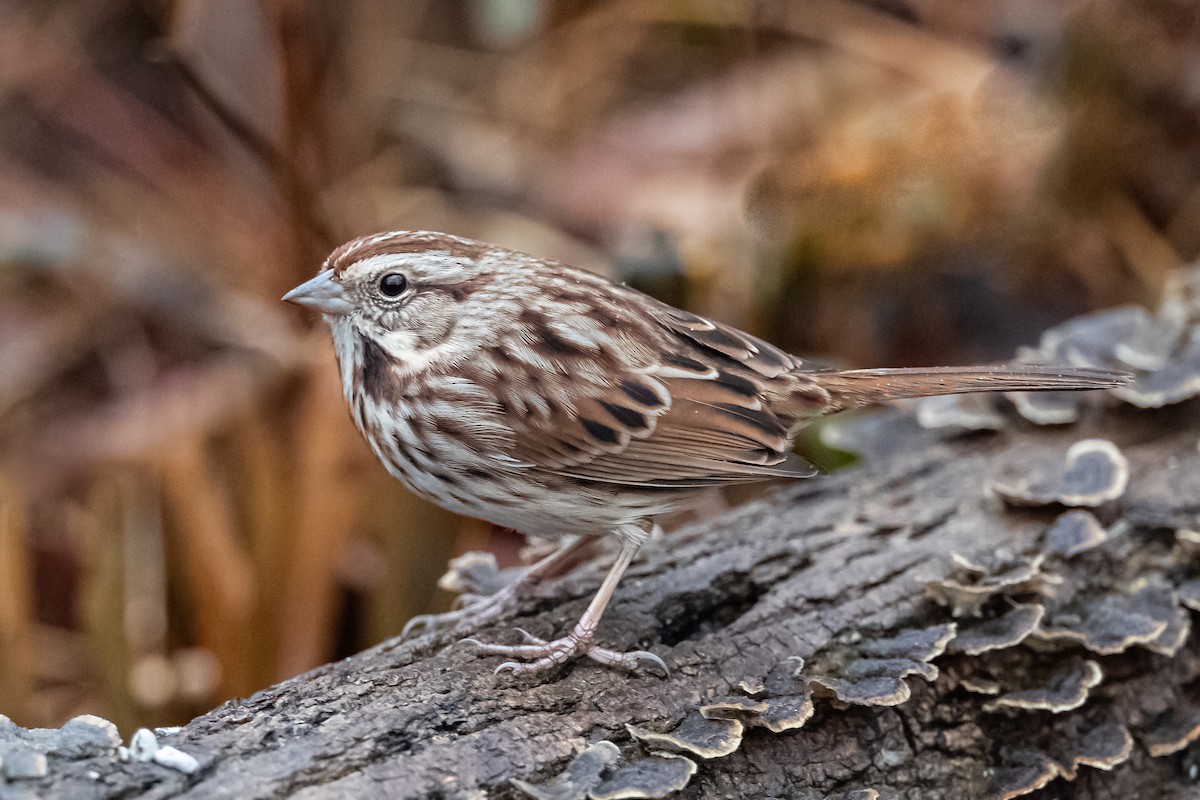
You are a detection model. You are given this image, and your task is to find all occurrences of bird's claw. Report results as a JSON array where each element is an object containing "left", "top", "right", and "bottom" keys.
[
  {"left": 513, "top": 627, "right": 545, "bottom": 645},
  {"left": 401, "top": 613, "right": 438, "bottom": 638},
  {"left": 401, "top": 588, "right": 518, "bottom": 639},
  {"left": 616, "top": 650, "right": 669, "bottom": 677},
  {"left": 464, "top": 631, "right": 668, "bottom": 677}
]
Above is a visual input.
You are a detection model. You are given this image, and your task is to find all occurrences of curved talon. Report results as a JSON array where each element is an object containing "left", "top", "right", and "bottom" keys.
[
  {"left": 513, "top": 628, "right": 547, "bottom": 645},
  {"left": 457, "top": 636, "right": 486, "bottom": 649},
  {"left": 579, "top": 645, "right": 669, "bottom": 676},
  {"left": 493, "top": 655, "right": 561, "bottom": 675},
  {"left": 626, "top": 650, "right": 669, "bottom": 677},
  {"left": 402, "top": 613, "right": 437, "bottom": 637}
]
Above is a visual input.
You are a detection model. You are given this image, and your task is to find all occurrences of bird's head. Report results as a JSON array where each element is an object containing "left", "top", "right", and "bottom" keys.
[{"left": 283, "top": 231, "right": 506, "bottom": 362}]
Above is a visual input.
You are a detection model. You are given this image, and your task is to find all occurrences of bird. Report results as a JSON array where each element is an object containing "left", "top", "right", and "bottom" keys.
[{"left": 283, "top": 230, "right": 1130, "bottom": 677}]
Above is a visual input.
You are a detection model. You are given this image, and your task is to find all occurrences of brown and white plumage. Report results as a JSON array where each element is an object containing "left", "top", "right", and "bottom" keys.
[{"left": 284, "top": 230, "right": 1130, "bottom": 676}]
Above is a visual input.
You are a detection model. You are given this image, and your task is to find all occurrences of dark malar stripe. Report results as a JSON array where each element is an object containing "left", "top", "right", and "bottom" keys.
[{"left": 359, "top": 333, "right": 402, "bottom": 403}]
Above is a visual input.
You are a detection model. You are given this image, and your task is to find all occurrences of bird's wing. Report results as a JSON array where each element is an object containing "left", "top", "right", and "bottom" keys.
[{"left": 491, "top": 296, "right": 817, "bottom": 488}]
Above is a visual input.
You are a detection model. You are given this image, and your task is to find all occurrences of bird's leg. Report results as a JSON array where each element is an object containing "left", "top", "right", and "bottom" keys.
[
  {"left": 402, "top": 535, "right": 592, "bottom": 637},
  {"left": 463, "top": 536, "right": 667, "bottom": 676}
]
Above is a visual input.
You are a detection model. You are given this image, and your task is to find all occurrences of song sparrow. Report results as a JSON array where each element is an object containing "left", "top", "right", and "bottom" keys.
[{"left": 284, "top": 231, "right": 1129, "bottom": 677}]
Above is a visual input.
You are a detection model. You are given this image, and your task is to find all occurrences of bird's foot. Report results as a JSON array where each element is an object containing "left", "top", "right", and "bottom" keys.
[
  {"left": 461, "top": 628, "right": 668, "bottom": 677},
  {"left": 403, "top": 539, "right": 592, "bottom": 638},
  {"left": 402, "top": 584, "right": 518, "bottom": 638}
]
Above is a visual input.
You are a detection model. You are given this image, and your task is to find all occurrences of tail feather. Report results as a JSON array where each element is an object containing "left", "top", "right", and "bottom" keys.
[{"left": 814, "top": 365, "right": 1132, "bottom": 409}]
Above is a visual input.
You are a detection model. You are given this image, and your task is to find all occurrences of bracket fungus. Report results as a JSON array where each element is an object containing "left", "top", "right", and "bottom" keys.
[
  {"left": 1034, "top": 585, "right": 1175, "bottom": 655},
  {"left": 917, "top": 393, "right": 1006, "bottom": 432},
  {"left": 511, "top": 740, "right": 619, "bottom": 800},
  {"left": 992, "top": 438, "right": 1129, "bottom": 507},
  {"left": 948, "top": 603, "right": 1045, "bottom": 656},
  {"left": 959, "top": 672, "right": 1001, "bottom": 696},
  {"left": 588, "top": 754, "right": 696, "bottom": 800},
  {"left": 699, "top": 693, "right": 815, "bottom": 735},
  {"left": 626, "top": 712, "right": 743, "bottom": 759},
  {"left": 1028, "top": 306, "right": 1164, "bottom": 372},
  {"left": 927, "top": 551, "right": 1048, "bottom": 617},
  {"left": 1042, "top": 510, "right": 1110, "bottom": 558},
  {"left": 1131, "top": 581, "right": 1192, "bottom": 656},
  {"left": 1141, "top": 706, "right": 1200, "bottom": 758},
  {"left": 698, "top": 665, "right": 817, "bottom": 734},
  {"left": 1112, "top": 329, "right": 1200, "bottom": 409},
  {"left": 1009, "top": 390, "right": 1084, "bottom": 426},
  {"left": 990, "top": 718, "right": 1133, "bottom": 799},
  {"left": 981, "top": 659, "right": 1102, "bottom": 714},
  {"left": 801, "top": 624, "right": 955, "bottom": 707},
  {"left": 1177, "top": 577, "right": 1200, "bottom": 611},
  {"left": 512, "top": 741, "right": 697, "bottom": 800}
]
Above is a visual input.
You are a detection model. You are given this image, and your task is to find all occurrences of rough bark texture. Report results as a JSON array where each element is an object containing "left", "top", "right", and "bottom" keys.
[{"left": 6, "top": 292, "right": 1200, "bottom": 799}]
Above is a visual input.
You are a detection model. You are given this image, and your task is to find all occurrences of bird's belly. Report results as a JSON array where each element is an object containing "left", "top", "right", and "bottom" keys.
[
  {"left": 353, "top": 393, "right": 683, "bottom": 536},
  {"left": 381, "top": 455, "right": 680, "bottom": 537}
]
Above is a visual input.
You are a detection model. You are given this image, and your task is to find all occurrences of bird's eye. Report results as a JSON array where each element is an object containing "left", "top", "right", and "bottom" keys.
[{"left": 379, "top": 273, "right": 408, "bottom": 297}]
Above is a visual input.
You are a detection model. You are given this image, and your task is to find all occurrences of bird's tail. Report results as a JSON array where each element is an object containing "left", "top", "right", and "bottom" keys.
[{"left": 812, "top": 365, "right": 1132, "bottom": 411}]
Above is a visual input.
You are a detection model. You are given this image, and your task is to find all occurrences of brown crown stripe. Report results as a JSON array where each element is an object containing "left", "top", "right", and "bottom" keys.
[{"left": 326, "top": 231, "right": 493, "bottom": 274}]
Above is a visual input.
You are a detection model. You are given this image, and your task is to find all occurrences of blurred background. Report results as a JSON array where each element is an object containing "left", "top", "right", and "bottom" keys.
[{"left": 0, "top": 0, "right": 1195, "bottom": 731}]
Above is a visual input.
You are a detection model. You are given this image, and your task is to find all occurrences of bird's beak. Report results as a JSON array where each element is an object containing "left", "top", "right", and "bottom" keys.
[{"left": 282, "top": 269, "right": 355, "bottom": 316}]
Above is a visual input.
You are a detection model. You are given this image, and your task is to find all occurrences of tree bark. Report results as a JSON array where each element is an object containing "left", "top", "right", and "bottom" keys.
[{"left": 7, "top": 318, "right": 1200, "bottom": 799}]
